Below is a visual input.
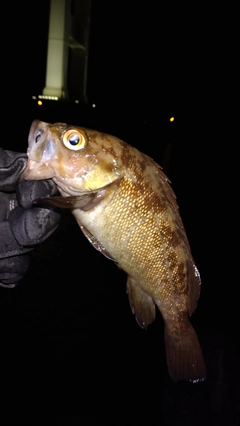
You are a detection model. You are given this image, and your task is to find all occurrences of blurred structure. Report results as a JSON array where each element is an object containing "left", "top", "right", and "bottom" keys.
[{"left": 42, "top": 0, "right": 91, "bottom": 103}]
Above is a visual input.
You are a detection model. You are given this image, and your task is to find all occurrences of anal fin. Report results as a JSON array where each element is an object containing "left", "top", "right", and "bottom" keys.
[{"left": 126, "top": 276, "right": 156, "bottom": 328}]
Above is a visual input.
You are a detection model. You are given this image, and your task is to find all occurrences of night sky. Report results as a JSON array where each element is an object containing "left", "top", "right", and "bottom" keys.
[
  {"left": 4, "top": 0, "right": 235, "bottom": 126},
  {"left": 4, "top": 0, "right": 235, "bottom": 144},
  {"left": 4, "top": 1, "right": 214, "bottom": 115},
  {"left": 3, "top": 0, "right": 236, "bottom": 160},
  {"left": 87, "top": 1, "right": 203, "bottom": 114}
]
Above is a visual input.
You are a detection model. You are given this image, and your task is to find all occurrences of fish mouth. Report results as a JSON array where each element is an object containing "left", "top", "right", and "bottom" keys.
[{"left": 20, "top": 159, "right": 55, "bottom": 181}]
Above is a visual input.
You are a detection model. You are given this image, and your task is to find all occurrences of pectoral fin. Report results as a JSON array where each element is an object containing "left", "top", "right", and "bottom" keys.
[
  {"left": 126, "top": 276, "right": 156, "bottom": 328},
  {"left": 33, "top": 194, "right": 92, "bottom": 208},
  {"left": 79, "top": 224, "right": 115, "bottom": 261}
]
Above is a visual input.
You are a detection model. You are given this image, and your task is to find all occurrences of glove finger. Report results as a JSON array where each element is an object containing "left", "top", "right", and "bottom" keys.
[
  {"left": 9, "top": 206, "right": 61, "bottom": 246},
  {"left": 16, "top": 180, "right": 60, "bottom": 209},
  {"left": 0, "top": 254, "right": 30, "bottom": 287},
  {"left": 0, "top": 221, "right": 32, "bottom": 260},
  {"left": 0, "top": 192, "right": 17, "bottom": 221},
  {"left": 0, "top": 151, "right": 27, "bottom": 192}
]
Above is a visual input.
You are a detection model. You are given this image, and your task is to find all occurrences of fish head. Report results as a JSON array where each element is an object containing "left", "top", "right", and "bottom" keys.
[{"left": 21, "top": 120, "right": 123, "bottom": 196}]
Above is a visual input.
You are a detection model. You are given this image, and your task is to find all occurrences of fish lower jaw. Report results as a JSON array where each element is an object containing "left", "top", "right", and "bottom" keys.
[
  {"left": 53, "top": 177, "right": 90, "bottom": 197},
  {"left": 21, "top": 160, "right": 55, "bottom": 180}
]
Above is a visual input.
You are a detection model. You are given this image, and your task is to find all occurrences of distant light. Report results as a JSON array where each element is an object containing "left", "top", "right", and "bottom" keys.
[
  {"left": 169, "top": 116, "right": 175, "bottom": 122},
  {"left": 32, "top": 95, "right": 37, "bottom": 100},
  {"left": 38, "top": 95, "right": 59, "bottom": 101},
  {"left": 92, "top": 103, "right": 96, "bottom": 108},
  {"left": 75, "top": 99, "right": 79, "bottom": 104},
  {"left": 38, "top": 100, "right": 43, "bottom": 106}
]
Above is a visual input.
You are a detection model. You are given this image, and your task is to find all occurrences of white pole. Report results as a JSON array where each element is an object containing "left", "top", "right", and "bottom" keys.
[{"left": 43, "top": 0, "right": 67, "bottom": 99}]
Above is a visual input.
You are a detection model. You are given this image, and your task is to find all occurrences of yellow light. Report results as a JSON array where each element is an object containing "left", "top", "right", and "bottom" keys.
[
  {"left": 169, "top": 116, "right": 175, "bottom": 122},
  {"left": 38, "top": 100, "right": 43, "bottom": 106}
]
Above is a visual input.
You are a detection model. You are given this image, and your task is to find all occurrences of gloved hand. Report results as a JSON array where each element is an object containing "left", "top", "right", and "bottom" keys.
[{"left": 0, "top": 148, "right": 61, "bottom": 288}]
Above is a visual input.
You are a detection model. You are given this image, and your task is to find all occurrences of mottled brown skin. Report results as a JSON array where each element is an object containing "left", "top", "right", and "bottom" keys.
[{"left": 21, "top": 120, "right": 206, "bottom": 382}]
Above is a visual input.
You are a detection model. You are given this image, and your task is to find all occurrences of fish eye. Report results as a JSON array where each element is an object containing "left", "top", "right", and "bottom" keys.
[{"left": 63, "top": 129, "right": 87, "bottom": 151}]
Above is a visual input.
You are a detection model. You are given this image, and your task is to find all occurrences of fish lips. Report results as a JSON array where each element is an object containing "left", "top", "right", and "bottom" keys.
[{"left": 20, "top": 159, "right": 55, "bottom": 181}]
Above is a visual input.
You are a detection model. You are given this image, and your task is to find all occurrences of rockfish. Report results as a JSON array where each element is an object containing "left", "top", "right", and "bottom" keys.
[{"left": 21, "top": 120, "right": 206, "bottom": 382}]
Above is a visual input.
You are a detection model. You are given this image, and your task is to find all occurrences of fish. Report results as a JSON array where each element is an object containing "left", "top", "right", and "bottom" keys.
[{"left": 21, "top": 119, "right": 206, "bottom": 383}]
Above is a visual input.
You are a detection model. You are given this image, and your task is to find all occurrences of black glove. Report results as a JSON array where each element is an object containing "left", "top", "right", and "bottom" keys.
[{"left": 0, "top": 148, "right": 61, "bottom": 288}]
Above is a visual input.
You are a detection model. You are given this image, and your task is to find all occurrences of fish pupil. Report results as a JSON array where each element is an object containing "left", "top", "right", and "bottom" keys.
[{"left": 69, "top": 135, "right": 79, "bottom": 146}]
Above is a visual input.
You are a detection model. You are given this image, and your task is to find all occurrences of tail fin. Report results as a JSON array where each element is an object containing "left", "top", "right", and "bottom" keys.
[{"left": 164, "top": 324, "right": 206, "bottom": 382}]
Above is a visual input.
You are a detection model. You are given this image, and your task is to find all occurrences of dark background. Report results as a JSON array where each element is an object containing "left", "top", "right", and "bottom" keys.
[{"left": 0, "top": 1, "right": 238, "bottom": 425}]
